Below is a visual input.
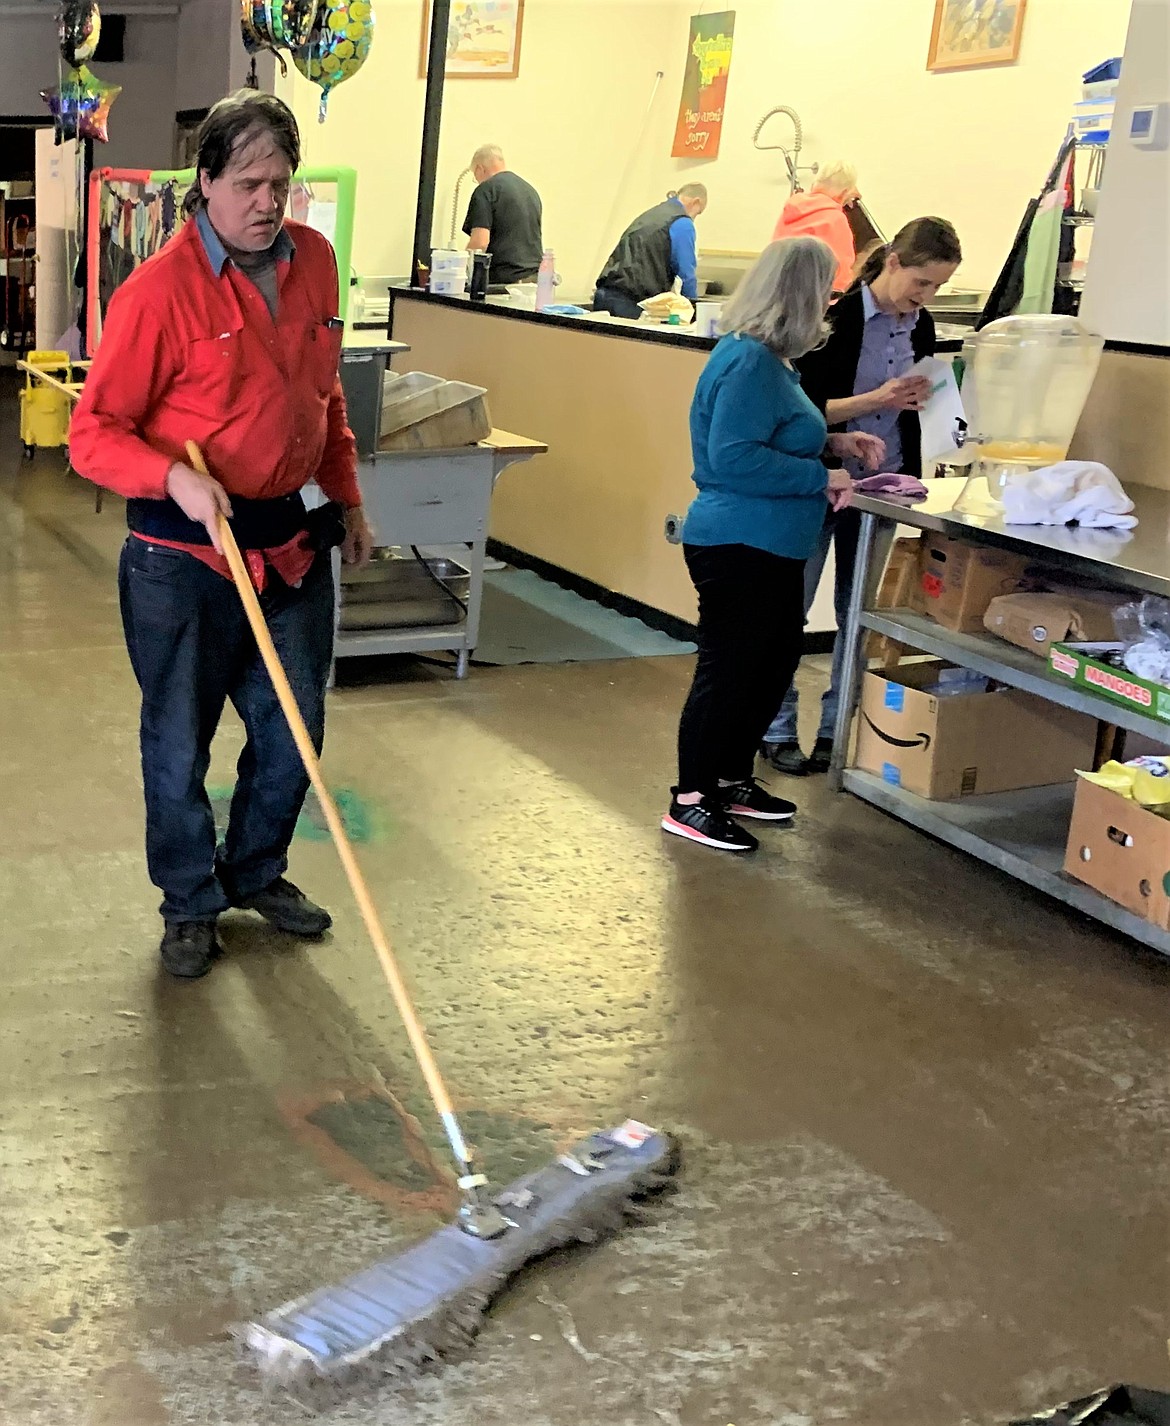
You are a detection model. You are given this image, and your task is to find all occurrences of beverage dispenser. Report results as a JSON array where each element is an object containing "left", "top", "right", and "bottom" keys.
[{"left": 955, "top": 315, "right": 1105, "bottom": 515}]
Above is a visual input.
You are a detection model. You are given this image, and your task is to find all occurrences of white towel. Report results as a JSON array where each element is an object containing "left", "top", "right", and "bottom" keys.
[{"left": 1001, "top": 461, "right": 1137, "bottom": 529}]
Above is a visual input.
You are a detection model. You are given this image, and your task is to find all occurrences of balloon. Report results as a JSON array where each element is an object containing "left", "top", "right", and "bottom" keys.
[
  {"left": 40, "top": 64, "right": 121, "bottom": 144},
  {"left": 294, "top": 0, "right": 372, "bottom": 122},
  {"left": 241, "top": 0, "right": 319, "bottom": 66},
  {"left": 59, "top": 0, "right": 102, "bottom": 68}
]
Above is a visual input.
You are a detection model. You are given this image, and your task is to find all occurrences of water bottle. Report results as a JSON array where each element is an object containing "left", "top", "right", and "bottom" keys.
[
  {"left": 535, "top": 249, "right": 556, "bottom": 312},
  {"left": 469, "top": 250, "right": 492, "bottom": 302}
]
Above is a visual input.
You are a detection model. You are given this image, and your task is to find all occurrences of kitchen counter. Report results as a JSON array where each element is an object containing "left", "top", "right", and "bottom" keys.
[{"left": 389, "top": 284, "right": 717, "bottom": 353}]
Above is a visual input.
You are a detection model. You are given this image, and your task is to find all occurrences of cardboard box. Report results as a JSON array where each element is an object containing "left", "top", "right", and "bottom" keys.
[
  {"left": 1064, "top": 776, "right": 1170, "bottom": 926},
  {"left": 915, "top": 533, "right": 1030, "bottom": 633},
  {"left": 983, "top": 588, "right": 1128, "bottom": 658},
  {"left": 867, "top": 536, "right": 921, "bottom": 661},
  {"left": 854, "top": 661, "right": 1099, "bottom": 800},
  {"left": 1049, "top": 642, "right": 1170, "bottom": 727}
]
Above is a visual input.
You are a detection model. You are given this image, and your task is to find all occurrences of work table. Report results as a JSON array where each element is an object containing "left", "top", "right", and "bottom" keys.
[{"left": 831, "top": 475, "right": 1170, "bottom": 959}]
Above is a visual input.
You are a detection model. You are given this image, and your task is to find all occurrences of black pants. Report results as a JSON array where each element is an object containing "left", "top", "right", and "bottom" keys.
[
  {"left": 118, "top": 537, "right": 335, "bottom": 922},
  {"left": 593, "top": 286, "right": 644, "bottom": 319},
  {"left": 677, "top": 543, "right": 807, "bottom": 796}
]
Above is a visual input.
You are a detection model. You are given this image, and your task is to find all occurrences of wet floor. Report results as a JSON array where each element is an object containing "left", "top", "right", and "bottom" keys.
[{"left": 1, "top": 407, "right": 1168, "bottom": 1425}]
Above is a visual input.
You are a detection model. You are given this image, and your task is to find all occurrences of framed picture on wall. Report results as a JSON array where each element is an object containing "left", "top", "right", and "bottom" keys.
[
  {"left": 927, "top": 0, "right": 1027, "bottom": 72},
  {"left": 419, "top": 0, "right": 526, "bottom": 80}
]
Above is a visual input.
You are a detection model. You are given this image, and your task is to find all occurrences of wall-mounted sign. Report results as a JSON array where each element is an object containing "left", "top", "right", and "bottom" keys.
[{"left": 671, "top": 10, "right": 735, "bottom": 159}]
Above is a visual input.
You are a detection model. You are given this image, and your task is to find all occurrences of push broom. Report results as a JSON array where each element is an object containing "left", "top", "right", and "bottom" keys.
[{"left": 184, "top": 444, "right": 679, "bottom": 1388}]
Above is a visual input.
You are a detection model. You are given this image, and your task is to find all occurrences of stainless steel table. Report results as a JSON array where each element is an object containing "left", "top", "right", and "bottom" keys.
[{"left": 830, "top": 477, "right": 1170, "bottom": 958}]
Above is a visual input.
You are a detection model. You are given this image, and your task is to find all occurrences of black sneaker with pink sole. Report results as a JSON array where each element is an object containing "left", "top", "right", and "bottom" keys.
[
  {"left": 720, "top": 778, "right": 797, "bottom": 822},
  {"left": 661, "top": 795, "right": 758, "bottom": 852}
]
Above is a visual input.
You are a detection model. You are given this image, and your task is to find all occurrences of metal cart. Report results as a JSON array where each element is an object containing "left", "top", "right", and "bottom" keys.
[
  {"left": 829, "top": 476, "right": 1170, "bottom": 959},
  {"left": 331, "top": 339, "right": 547, "bottom": 677}
]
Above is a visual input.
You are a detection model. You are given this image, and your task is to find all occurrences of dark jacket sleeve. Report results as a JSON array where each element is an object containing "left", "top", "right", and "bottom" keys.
[
  {"left": 794, "top": 289, "right": 865, "bottom": 419},
  {"left": 897, "top": 308, "right": 937, "bottom": 478}
]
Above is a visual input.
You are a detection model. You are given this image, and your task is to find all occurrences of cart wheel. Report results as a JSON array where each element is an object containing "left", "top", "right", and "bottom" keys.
[{"left": 22, "top": 444, "right": 34, "bottom": 462}]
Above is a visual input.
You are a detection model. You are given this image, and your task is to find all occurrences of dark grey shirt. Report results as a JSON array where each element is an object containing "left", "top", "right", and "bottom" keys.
[{"left": 462, "top": 170, "right": 543, "bottom": 284}]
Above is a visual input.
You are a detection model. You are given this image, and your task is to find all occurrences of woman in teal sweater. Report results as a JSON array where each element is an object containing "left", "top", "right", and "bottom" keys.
[{"left": 663, "top": 237, "right": 883, "bottom": 853}]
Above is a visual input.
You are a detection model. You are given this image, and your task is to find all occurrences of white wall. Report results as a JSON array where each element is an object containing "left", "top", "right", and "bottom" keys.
[
  {"left": 1081, "top": 0, "right": 1170, "bottom": 344},
  {"left": 0, "top": 11, "right": 179, "bottom": 171},
  {"left": 281, "top": 0, "right": 1133, "bottom": 297},
  {"left": 279, "top": 0, "right": 684, "bottom": 295},
  {"left": 693, "top": 0, "right": 1133, "bottom": 292}
]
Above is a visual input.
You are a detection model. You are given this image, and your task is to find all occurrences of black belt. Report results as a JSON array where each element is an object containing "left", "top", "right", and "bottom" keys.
[{"left": 126, "top": 492, "right": 309, "bottom": 549}]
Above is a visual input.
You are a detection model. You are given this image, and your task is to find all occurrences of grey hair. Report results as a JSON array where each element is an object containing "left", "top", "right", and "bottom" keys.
[
  {"left": 675, "top": 181, "right": 708, "bottom": 202},
  {"left": 471, "top": 143, "right": 505, "bottom": 169},
  {"left": 814, "top": 158, "right": 858, "bottom": 197},
  {"left": 719, "top": 238, "right": 835, "bottom": 358}
]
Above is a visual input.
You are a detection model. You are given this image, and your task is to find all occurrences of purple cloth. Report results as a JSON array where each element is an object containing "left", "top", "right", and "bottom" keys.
[{"left": 853, "top": 472, "right": 928, "bottom": 500}]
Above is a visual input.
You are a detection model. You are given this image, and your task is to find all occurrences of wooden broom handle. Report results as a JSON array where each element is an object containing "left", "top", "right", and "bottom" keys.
[{"left": 184, "top": 443, "right": 469, "bottom": 1164}]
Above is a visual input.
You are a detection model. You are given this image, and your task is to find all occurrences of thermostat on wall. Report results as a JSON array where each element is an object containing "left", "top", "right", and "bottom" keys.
[{"left": 1128, "top": 102, "right": 1170, "bottom": 149}]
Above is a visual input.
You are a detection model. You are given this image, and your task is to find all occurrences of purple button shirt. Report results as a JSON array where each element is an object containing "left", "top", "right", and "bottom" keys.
[{"left": 844, "top": 284, "right": 918, "bottom": 479}]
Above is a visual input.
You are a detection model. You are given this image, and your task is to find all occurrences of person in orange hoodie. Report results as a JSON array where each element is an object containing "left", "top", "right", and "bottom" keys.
[{"left": 771, "top": 160, "right": 860, "bottom": 293}]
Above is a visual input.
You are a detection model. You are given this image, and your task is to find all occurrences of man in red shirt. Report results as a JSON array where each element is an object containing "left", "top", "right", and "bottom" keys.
[{"left": 71, "top": 90, "right": 374, "bottom": 980}]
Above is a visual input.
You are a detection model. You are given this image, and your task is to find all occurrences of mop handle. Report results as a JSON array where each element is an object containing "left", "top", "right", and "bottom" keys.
[{"left": 184, "top": 442, "right": 477, "bottom": 1176}]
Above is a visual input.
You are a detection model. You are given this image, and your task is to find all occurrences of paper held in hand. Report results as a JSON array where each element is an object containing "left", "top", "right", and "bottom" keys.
[{"left": 907, "top": 355, "right": 970, "bottom": 470}]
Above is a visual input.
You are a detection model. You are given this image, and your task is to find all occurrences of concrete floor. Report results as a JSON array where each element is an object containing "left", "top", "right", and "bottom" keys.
[{"left": 1, "top": 411, "right": 1168, "bottom": 1426}]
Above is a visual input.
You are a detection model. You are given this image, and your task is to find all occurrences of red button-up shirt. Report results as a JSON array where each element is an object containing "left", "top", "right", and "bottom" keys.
[{"left": 70, "top": 214, "right": 360, "bottom": 581}]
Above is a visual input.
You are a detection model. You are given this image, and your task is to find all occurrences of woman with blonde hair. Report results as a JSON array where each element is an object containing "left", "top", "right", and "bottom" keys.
[{"left": 662, "top": 237, "right": 883, "bottom": 853}]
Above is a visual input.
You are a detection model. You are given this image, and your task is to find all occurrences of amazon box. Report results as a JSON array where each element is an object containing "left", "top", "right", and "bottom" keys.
[
  {"left": 1065, "top": 777, "right": 1170, "bottom": 928},
  {"left": 914, "top": 533, "right": 1029, "bottom": 633},
  {"left": 854, "top": 661, "right": 1098, "bottom": 800}
]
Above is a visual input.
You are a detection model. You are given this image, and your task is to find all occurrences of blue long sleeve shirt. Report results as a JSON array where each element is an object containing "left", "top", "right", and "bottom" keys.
[
  {"left": 668, "top": 205, "right": 699, "bottom": 301},
  {"left": 681, "top": 333, "right": 829, "bottom": 561}
]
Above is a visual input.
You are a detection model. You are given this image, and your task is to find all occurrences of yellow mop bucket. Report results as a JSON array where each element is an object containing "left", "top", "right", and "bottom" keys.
[{"left": 19, "top": 351, "right": 74, "bottom": 456}]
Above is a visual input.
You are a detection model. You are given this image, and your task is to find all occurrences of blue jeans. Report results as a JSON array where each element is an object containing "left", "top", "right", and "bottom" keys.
[
  {"left": 593, "top": 286, "right": 644, "bottom": 319},
  {"left": 118, "top": 538, "right": 335, "bottom": 922},
  {"left": 764, "top": 506, "right": 861, "bottom": 746}
]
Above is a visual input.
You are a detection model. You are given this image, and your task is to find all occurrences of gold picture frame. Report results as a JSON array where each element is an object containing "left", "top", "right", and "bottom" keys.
[
  {"left": 927, "top": 0, "right": 1027, "bottom": 73},
  {"left": 419, "top": 0, "right": 526, "bottom": 80}
]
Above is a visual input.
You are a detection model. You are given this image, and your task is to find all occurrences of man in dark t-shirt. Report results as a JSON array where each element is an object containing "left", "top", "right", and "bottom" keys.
[{"left": 462, "top": 144, "right": 543, "bottom": 285}]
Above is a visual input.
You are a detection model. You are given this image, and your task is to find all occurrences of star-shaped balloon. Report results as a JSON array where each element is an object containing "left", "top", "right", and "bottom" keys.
[{"left": 41, "top": 64, "right": 121, "bottom": 144}]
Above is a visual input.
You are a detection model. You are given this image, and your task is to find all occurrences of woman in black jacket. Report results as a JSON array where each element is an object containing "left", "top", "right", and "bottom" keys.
[{"left": 760, "top": 215, "right": 962, "bottom": 775}]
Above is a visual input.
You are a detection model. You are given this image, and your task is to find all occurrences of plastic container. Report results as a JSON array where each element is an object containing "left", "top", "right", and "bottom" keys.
[
  {"left": 429, "top": 248, "right": 468, "bottom": 296},
  {"left": 378, "top": 370, "right": 491, "bottom": 451}
]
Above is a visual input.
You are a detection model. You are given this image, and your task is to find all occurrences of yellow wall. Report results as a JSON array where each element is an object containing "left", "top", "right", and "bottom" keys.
[{"left": 282, "top": 0, "right": 1133, "bottom": 298}]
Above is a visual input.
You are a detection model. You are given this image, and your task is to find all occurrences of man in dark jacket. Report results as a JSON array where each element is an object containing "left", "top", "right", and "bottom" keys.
[{"left": 594, "top": 184, "right": 707, "bottom": 319}]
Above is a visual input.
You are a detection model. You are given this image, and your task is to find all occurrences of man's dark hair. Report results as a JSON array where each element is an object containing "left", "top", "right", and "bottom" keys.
[{"left": 182, "top": 90, "right": 301, "bottom": 216}]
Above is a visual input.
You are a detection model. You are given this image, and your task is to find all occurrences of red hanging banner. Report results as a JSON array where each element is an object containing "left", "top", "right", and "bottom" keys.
[{"left": 671, "top": 11, "right": 736, "bottom": 159}]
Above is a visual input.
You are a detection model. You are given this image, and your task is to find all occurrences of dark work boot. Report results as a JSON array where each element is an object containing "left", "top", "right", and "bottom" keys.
[
  {"left": 806, "top": 737, "right": 834, "bottom": 774},
  {"left": 760, "top": 741, "right": 810, "bottom": 777},
  {"left": 235, "top": 877, "right": 332, "bottom": 937},
  {"left": 160, "top": 920, "right": 221, "bottom": 979}
]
